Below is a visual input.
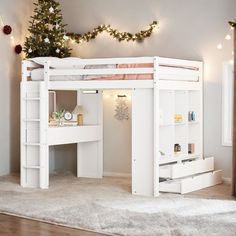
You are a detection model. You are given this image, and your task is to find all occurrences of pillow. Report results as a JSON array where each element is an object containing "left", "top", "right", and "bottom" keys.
[
  {"left": 29, "top": 57, "right": 84, "bottom": 69},
  {"left": 29, "top": 57, "right": 61, "bottom": 66}
]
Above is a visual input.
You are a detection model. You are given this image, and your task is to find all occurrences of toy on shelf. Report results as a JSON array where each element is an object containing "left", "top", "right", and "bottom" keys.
[
  {"left": 188, "top": 111, "right": 196, "bottom": 122},
  {"left": 188, "top": 143, "right": 195, "bottom": 154},
  {"left": 72, "top": 105, "right": 84, "bottom": 126},
  {"left": 174, "top": 114, "right": 183, "bottom": 123},
  {"left": 174, "top": 143, "right": 181, "bottom": 153}
]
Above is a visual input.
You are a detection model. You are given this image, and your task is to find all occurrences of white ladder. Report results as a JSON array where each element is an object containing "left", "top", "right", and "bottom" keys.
[{"left": 21, "top": 82, "right": 49, "bottom": 188}]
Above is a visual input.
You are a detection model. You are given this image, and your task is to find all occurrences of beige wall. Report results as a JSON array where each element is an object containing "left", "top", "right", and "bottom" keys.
[
  {"left": 58, "top": 0, "right": 235, "bottom": 178},
  {"left": 0, "top": 0, "right": 34, "bottom": 175}
]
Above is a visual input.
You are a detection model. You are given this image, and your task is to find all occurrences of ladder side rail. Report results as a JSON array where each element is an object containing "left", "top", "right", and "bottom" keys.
[{"left": 39, "top": 60, "right": 50, "bottom": 188}]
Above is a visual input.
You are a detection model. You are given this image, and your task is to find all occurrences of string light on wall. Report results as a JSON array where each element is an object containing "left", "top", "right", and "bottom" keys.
[
  {"left": 66, "top": 21, "right": 159, "bottom": 44},
  {"left": 216, "top": 20, "right": 235, "bottom": 64},
  {"left": 0, "top": 15, "right": 22, "bottom": 54}
]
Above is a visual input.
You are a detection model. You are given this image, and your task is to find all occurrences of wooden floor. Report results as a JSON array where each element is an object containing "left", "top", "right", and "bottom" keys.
[
  {"left": 0, "top": 183, "right": 234, "bottom": 236},
  {"left": 0, "top": 214, "right": 107, "bottom": 236}
]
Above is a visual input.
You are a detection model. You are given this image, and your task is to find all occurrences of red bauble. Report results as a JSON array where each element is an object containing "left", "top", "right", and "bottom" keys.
[
  {"left": 3, "top": 25, "right": 12, "bottom": 35},
  {"left": 15, "top": 44, "right": 22, "bottom": 54}
]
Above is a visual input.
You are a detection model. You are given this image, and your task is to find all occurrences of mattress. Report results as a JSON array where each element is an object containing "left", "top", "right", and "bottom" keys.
[
  {"left": 30, "top": 64, "right": 153, "bottom": 81},
  {"left": 30, "top": 63, "right": 199, "bottom": 82}
]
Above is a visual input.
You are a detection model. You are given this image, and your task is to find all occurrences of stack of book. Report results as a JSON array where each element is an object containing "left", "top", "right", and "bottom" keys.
[{"left": 49, "top": 120, "right": 78, "bottom": 127}]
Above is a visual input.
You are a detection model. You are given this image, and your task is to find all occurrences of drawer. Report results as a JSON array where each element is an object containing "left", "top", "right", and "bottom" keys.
[
  {"left": 159, "top": 156, "right": 214, "bottom": 179},
  {"left": 159, "top": 170, "right": 222, "bottom": 194}
]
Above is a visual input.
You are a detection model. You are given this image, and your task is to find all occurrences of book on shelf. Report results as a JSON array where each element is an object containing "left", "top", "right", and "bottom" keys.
[{"left": 49, "top": 120, "right": 78, "bottom": 127}]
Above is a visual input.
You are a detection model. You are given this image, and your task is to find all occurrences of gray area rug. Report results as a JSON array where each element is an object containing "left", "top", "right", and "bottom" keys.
[{"left": 0, "top": 174, "right": 236, "bottom": 236}]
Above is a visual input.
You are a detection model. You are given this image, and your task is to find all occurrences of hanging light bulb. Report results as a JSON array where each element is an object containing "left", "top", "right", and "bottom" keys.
[
  {"left": 217, "top": 43, "right": 223, "bottom": 50},
  {"left": 225, "top": 34, "right": 231, "bottom": 40}
]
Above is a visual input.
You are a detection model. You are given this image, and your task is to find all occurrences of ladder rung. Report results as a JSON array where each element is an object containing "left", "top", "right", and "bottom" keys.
[
  {"left": 23, "top": 143, "right": 41, "bottom": 146},
  {"left": 23, "top": 97, "right": 40, "bottom": 101},
  {"left": 23, "top": 165, "right": 42, "bottom": 169},
  {"left": 23, "top": 119, "right": 40, "bottom": 122}
]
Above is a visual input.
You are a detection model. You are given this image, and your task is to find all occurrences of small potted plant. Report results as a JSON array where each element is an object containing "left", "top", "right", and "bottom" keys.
[{"left": 53, "top": 109, "right": 65, "bottom": 126}]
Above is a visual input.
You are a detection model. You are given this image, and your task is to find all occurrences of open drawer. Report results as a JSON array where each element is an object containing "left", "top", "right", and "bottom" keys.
[
  {"left": 159, "top": 156, "right": 214, "bottom": 179},
  {"left": 159, "top": 170, "right": 222, "bottom": 194}
]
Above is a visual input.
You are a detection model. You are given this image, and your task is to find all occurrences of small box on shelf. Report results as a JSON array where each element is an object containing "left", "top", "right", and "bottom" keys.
[
  {"left": 188, "top": 111, "right": 196, "bottom": 122},
  {"left": 188, "top": 143, "right": 195, "bottom": 154},
  {"left": 174, "top": 114, "right": 183, "bottom": 123}
]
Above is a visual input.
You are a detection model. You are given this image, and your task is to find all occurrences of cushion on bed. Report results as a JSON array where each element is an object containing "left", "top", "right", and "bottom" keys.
[
  {"left": 29, "top": 57, "right": 84, "bottom": 69},
  {"left": 31, "top": 68, "right": 83, "bottom": 81}
]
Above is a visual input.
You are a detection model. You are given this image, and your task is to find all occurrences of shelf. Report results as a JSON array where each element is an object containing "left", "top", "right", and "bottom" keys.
[
  {"left": 159, "top": 153, "right": 201, "bottom": 165},
  {"left": 160, "top": 122, "right": 199, "bottom": 127},
  {"left": 48, "top": 125, "right": 101, "bottom": 146},
  {"left": 188, "top": 121, "right": 199, "bottom": 125}
]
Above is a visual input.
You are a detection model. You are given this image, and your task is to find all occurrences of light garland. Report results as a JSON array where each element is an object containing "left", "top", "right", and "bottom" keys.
[
  {"left": 216, "top": 21, "right": 234, "bottom": 64},
  {"left": 66, "top": 21, "right": 158, "bottom": 44}
]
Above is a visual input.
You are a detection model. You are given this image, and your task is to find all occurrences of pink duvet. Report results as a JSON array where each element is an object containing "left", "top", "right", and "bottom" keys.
[{"left": 86, "top": 63, "right": 153, "bottom": 80}]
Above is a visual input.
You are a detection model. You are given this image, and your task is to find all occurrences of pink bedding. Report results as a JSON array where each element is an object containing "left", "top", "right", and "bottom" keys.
[{"left": 85, "top": 63, "right": 153, "bottom": 80}]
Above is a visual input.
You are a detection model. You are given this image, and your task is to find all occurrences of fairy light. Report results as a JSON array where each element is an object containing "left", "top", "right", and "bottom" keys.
[
  {"left": 217, "top": 43, "right": 223, "bottom": 50},
  {"left": 67, "top": 20, "right": 159, "bottom": 44},
  {"left": 225, "top": 34, "right": 231, "bottom": 40}
]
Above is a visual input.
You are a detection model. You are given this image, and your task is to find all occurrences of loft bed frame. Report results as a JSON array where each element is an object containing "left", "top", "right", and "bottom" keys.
[{"left": 21, "top": 56, "right": 205, "bottom": 197}]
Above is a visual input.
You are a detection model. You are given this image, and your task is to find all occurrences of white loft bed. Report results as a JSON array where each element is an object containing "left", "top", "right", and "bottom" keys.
[{"left": 20, "top": 56, "right": 222, "bottom": 197}]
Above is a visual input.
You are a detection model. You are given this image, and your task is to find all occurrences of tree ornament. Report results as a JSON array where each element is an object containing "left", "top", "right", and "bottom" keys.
[
  {"left": 63, "top": 35, "right": 69, "bottom": 41},
  {"left": 44, "top": 37, "right": 50, "bottom": 43},
  {"left": 49, "top": 7, "right": 54, "bottom": 13},
  {"left": 55, "top": 24, "right": 59, "bottom": 29},
  {"left": 56, "top": 48, "right": 60, "bottom": 53},
  {"left": 28, "top": 48, "right": 33, "bottom": 53},
  {"left": 3, "top": 25, "right": 12, "bottom": 35},
  {"left": 15, "top": 44, "right": 22, "bottom": 54},
  {"left": 48, "top": 24, "right": 54, "bottom": 30}
]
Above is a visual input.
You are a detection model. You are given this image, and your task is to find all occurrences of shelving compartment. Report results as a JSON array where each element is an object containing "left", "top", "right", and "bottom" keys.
[
  {"left": 188, "top": 90, "right": 202, "bottom": 155},
  {"left": 159, "top": 90, "right": 174, "bottom": 158}
]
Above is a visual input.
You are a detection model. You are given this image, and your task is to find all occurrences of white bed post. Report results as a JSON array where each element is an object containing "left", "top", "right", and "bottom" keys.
[
  {"left": 20, "top": 61, "right": 28, "bottom": 187},
  {"left": 39, "top": 60, "right": 50, "bottom": 188},
  {"left": 153, "top": 56, "right": 160, "bottom": 197}
]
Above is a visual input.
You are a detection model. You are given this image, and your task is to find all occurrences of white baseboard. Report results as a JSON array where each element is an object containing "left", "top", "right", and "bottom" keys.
[
  {"left": 103, "top": 172, "right": 131, "bottom": 178},
  {"left": 222, "top": 177, "right": 231, "bottom": 184}
]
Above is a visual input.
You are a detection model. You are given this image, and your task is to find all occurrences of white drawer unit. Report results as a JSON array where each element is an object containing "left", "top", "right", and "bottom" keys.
[
  {"left": 159, "top": 170, "right": 223, "bottom": 194},
  {"left": 159, "top": 156, "right": 214, "bottom": 179}
]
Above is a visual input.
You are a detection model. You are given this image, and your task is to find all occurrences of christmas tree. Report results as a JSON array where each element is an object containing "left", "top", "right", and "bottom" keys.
[{"left": 24, "top": 0, "right": 71, "bottom": 58}]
